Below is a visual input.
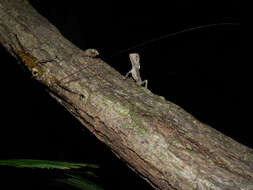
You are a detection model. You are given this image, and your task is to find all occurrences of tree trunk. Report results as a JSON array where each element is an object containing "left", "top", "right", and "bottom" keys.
[{"left": 0, "top": 1, "right": 252, "bottom": 189}]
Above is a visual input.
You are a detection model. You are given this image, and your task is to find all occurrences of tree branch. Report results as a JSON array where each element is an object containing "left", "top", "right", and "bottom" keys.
[{"left": 0, "top": 1, "right": 252, "bottom": 189}]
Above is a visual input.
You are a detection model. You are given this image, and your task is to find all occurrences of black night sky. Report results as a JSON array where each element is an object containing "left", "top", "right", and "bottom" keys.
[{"left": 0, "top": 1, "right": 242, "bottom": 189}]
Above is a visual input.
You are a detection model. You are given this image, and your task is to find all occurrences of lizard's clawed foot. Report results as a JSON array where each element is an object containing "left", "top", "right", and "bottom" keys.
[{"left": 83, "top": 48, "right": 99, "bottom": 57}]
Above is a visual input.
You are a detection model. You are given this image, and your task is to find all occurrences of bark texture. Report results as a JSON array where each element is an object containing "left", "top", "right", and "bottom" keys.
[{"left": 0, "top": 1, "right": 252, "bottom": 189}]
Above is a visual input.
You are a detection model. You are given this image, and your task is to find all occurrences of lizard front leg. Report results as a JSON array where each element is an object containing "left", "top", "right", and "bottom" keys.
[{"left": 124, "top": 70, "right": 132, "bottom": 79}]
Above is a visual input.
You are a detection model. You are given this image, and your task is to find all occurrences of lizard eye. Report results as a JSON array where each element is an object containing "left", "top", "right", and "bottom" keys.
[{"left": 32, "top": 67, "right": 39, "bottom": 76}]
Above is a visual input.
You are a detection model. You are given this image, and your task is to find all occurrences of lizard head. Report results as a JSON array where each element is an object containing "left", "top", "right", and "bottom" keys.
[{"left": 129, "top": 53, "right": 140, "bottom": 69}]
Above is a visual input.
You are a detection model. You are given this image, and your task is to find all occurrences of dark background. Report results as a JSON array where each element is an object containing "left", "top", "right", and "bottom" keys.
[{"left": 0, "top": 1, "right": 242, "bottom": 189}]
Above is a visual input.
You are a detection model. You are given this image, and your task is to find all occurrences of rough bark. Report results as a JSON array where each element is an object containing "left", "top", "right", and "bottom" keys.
[{"left": 0, "top": 1, "right": 252, "bottom": 189}]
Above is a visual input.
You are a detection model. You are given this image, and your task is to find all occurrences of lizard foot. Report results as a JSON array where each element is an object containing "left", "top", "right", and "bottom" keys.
[{"left": 83, "top": 48, "right": 99, "bottom": 57}]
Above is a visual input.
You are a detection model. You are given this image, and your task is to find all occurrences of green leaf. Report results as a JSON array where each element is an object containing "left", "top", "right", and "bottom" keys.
[
  {"left": 0, "top": 159, "right": 99, "bottom": 170},
  {"left": 57, "top": 174, "right": 104, "bottom": 190}
]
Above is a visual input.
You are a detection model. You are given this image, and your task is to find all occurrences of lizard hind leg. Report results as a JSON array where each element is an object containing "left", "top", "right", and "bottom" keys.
[{"left": 142, "top": 80, "right": 148, "bottom": 88}]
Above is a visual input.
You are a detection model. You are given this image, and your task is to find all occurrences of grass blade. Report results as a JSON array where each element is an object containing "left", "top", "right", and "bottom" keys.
[{"left": 0, "top": 159, "right": 99, "bottom": 170}]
